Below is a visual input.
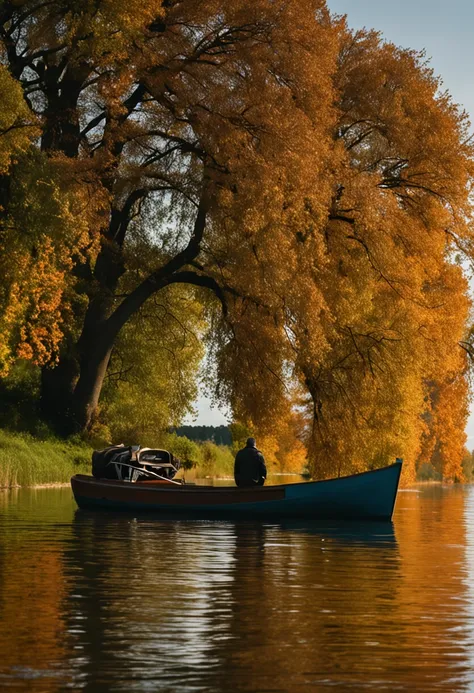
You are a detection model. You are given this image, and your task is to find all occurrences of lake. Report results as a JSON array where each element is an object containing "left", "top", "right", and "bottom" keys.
[{"left": 1, "top": 482, "right": 474, "bottom": 692}]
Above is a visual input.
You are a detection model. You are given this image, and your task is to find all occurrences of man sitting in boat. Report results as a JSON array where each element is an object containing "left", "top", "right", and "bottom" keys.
[{"left": 234, "top": 438, "right": 267, "bottom": 488}]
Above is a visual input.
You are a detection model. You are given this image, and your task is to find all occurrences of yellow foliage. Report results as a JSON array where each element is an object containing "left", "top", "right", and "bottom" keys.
[
  {"left": 0, "top": 1, "right": 472, "bottom": 469},
  {"left": 231, "top": 409, "right": 309, "bottom": 475},
  {"left": 0, "top": 64, "right": 37, "bottom": 174},
  {"left": 0, "top": 152, "right": 100, "bottom": 375},
  {"left": 212, "top": 22, "right": 474, "bottom": 481}
]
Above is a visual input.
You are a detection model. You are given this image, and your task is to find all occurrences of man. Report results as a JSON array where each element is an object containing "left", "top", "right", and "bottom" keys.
[{"left": 234, "top": 438, "right": 267, "bottom": 488}]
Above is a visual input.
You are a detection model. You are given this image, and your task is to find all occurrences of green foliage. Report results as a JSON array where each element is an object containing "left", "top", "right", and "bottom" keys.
[
  {"left": 0, "top": 429, "right": 91, "bottom": 487},
  {"left": 462, "top": 450, "right": 474, "bottom": 482},
  {"left": 100, "top": 284, "right": 205, "bottom": 442},
  {"left": 228, "top": 422, "right": 252, "bottom": 455},
  {"left": 164, "top": 433, "right": 201, "bottom": 470},
  {"left": 164, "top": 433, "right": 234, "bottom": 478},
  {"left": 197, "top": 440, "right": 234, "bottom": 478},
  {"left": 86, "top": 421, "right": 113, "bottom": 451}
]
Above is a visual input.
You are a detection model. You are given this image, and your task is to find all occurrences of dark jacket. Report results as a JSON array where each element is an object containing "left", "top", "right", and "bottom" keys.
[{"left": 234, "top": 445, "right": 267, "bottom": 487}]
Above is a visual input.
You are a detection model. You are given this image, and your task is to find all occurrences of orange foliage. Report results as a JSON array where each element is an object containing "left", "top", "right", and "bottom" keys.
[
  {"left": 230, "top": 409, "right": 308, "bottom": 474},
  {"left": 0, "top": 152, "right": 102, "bottom": 375},
  {"left": 215, "top": 26, "right": 473, "bottom": 481},
  {"left": 0, "top": 2, "right": 472, "bottom": 476}
]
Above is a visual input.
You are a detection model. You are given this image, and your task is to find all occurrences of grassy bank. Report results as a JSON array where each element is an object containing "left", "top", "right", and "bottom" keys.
[
  {"left": 0, "top": 428, "right": 235, "bottom": 488},
  {"left": 0, "top": 428, "right": 298, "bottom": 488},
  {"left": 0, "top": 429, "right": 92, "bottom": 488}
]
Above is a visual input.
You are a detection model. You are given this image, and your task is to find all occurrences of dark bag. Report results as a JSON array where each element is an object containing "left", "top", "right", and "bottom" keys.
[{"left": 92, "top": 445, "right": 130, "bottom": 479}]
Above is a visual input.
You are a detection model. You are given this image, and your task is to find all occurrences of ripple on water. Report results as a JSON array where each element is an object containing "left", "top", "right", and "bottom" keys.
[{"left": 1, "top": 484, "right": 474, "bottom": 691}]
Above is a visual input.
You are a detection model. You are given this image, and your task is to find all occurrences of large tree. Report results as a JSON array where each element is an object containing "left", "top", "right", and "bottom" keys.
[
  {"left": 0, "top": 2, "right": 472, "bottom": 479},
  {"left": 0, "top": 0, "right": 338, "bottom": 429}
]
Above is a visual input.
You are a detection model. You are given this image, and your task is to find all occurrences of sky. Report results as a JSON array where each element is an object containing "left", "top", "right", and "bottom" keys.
[
  {"left": 188, "top": 0, "right": 474, "bottom": 440},
  {"left": 327, "top": 0, "right": 474, "bottom": 120}
]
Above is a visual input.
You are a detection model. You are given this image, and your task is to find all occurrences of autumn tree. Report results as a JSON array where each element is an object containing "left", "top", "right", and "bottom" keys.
[
  {"left": 0, "top": 2, "right": 472, "bottom": 480},
  {"left": 0, "top": 0, "right": 339, "bottom": 433},
  {"left": 300, "top": 30, "right": 473, "bottom": 481},
  {"left": 210, "top": 27, "right": 474, "bottom": 481}
]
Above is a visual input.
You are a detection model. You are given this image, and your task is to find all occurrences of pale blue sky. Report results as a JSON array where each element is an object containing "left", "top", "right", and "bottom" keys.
[
  {"left": 190, "top": 0, "right": 474, "bottom": 440},
  {"left": 327, "top": 0, "right": 474, "bottom": 124}
]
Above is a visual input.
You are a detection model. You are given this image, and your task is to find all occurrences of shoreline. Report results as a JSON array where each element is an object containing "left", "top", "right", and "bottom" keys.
[
  {"left": 2, "top": 479, "right": 464, "bottom": 491},
  {"left": 0, "top": 482, "right": 72, "bottom": 490}
]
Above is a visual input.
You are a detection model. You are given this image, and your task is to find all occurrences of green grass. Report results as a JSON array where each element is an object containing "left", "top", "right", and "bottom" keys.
[
  {"left": 0, "top": 428, "right": 235, "bottom": 487},
  {"left": 0, "top": 429, "right": 92, "bottom": 487},
  {"left": 184, "top": 456, "right": 235, "bottom": 481}
]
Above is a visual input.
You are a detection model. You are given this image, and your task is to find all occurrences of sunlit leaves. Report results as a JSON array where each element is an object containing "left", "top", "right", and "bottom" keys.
[
  {"left": 0, "top": 64, "right": 36, "bottom": 174},
  {"left": 0, "top": 1, "right": 472, "bottom": 477},
  {"left": 100, "top": 284, "right": 205, "bottom": 442},
  {"left": 0, "top": 151, "right": 97, "bottom": 374},
  {"left": 211, "top": 22, "right": 474, "bottom": 481}
]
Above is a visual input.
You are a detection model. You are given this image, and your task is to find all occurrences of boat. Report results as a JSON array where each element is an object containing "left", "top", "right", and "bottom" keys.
[{"left": 70, "top": 458, "right": 403, "bottom": 520}]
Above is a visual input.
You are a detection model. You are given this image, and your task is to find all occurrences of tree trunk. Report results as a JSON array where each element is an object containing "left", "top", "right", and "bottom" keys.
[
  {"left": 40, "top": 355, "right": 80, "bottom": 434},
  {"left": 71, "top": 338, "right": 115, "bottom": 433},
  {"left": 39, "top": 237, "right": 123, "bottom": 433},
  {"left": 66, "top": 285, "right": 156, "bottom": 433},
  {"left": 40, "top": 316, "right": 117, "bottom": 436},
  {"left": 39, "top": 184, "right": 212, "bottom": 434},
  {"left": 40, "top": 310, "right": 117, "bottom": 435}
]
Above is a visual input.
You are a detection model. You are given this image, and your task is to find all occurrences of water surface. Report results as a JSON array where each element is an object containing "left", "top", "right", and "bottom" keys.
[{"left": 1, "top": 483, "right": 474, "bottom": 692}]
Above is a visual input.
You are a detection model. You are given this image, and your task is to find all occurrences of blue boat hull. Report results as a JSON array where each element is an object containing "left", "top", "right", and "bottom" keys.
[{"left": 71, "top": 460, "right": 402, "bottom": 520}]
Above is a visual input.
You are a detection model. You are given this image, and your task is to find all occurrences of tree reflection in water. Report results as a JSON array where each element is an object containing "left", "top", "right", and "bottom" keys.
[
  {"left": 1, "top": 486, "right": 474, "bottom": 691},
  {"left": 64, "top": 511, "right": 400, "bottom": 692}
]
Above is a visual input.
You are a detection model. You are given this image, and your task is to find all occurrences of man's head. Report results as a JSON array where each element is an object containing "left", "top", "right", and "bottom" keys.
[{"left": 246, "top": 437, "right": 256, "bottom": 448}]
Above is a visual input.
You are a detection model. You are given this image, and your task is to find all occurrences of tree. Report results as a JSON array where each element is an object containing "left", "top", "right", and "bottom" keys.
[
  {"left": 299, "top": 31, "right": 473, "bottom": 480},
  {"left": 229, "top": 409, "right": 308, "bottom": 474},
  {"left": 0, "top": 0, "right": 339, "bottom": 433},
  {"left": 0, "top": 3, "right": 472, "bottom": 480},
  {"left": 164, "top": 432, "right": 202, "bottom": 469},
  {"left": 212, "top": 27, "right": 474, "bottom": 480},
  {"left": 0, "top": 150, "right": 99, "bottom": 378},
  {"left": 173, "top": 425, "right": 233, "bottom": 446},
  {"left": 0, "top": 63, "right": 35, "bottom": 174}
]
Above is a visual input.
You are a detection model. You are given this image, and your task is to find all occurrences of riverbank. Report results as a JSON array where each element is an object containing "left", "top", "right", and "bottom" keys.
[
  {"left": 0, "top": 430, "right": 91, "bottom": 488},
  {"left": 0, "top": 430, "right": 239, "bottom": 488}
]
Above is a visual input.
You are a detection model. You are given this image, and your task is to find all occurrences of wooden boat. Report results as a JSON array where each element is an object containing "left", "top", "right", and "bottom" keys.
[{"left": 71, "top": 458, "right": 402, "bottom": 520}]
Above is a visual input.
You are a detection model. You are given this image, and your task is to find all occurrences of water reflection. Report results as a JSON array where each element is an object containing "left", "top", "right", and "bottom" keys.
[
  {"left": 277, "top": 519, "right": 397, "bottom": 544},
  {"left": 0, "top": 488, "right": 73, "bottom": 692},
  {"left": 1, "top": 485, "right": 474, "bottom": 691},
  {"left": 63, "top": 513, "right": 400, "bottom": 692}
]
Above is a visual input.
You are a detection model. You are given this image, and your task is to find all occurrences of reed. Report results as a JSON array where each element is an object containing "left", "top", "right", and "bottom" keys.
[{"left": 0, "top": 429, "right": 91, "bottom": 488}]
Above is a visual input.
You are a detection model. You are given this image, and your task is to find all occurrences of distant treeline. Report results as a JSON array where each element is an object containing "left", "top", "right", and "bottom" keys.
[{"left": 173, "top": 425, "right": 232, "bottom": 446}]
